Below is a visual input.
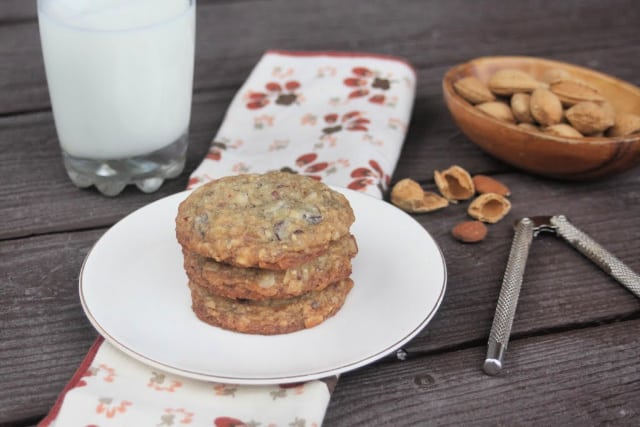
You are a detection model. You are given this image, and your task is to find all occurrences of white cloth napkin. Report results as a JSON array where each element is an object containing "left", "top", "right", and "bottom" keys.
[
  {"left": 188, "top": 50, "right": 416, "bottom": 198},
  {"left": 40, "top": 50, "right": 416, "bottom": 427}
]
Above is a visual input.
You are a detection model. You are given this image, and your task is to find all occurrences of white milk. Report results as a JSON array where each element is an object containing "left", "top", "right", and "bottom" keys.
[{"left": 38, "top": 0, "right": 195, "bottom": 159}]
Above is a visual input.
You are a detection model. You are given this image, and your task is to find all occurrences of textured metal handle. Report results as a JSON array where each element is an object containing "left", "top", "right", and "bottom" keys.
[
  {"left": 484, "top": 218, "right": 535, "bottom": 376},
  {"left": 551, "top": 215, "right": 640, "bottom": 299}
]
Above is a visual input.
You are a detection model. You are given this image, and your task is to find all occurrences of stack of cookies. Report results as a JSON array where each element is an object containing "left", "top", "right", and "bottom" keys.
[{"left": 175, "top": 171, "right": 357, "bottom": 335}]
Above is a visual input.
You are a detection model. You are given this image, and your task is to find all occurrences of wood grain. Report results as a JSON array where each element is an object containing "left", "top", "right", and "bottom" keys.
[{"left": 326, "top": 319, "right": 640, "bottom": 426}]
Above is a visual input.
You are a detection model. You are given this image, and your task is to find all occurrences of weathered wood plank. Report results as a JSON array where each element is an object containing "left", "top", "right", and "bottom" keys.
[
  {"left": 1, "top": 0, "right": 639, "bottom": 115},
  {"left": 326, "top": 318, "right": 640, "bottom": 426},
  {"left": 0, "top": 1, "right": 35, "bottom": 24},
  {"left": 0, "top": 229, "right": 101, "bottom": 422}
]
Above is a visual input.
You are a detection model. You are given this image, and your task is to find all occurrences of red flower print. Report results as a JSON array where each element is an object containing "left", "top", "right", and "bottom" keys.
[
  {"left": 285, "top": 153, "right": 333, "bottom": 181},
  {"left": 95, "top": 398, "right": 132, "bottom": 419},
  {"left": 369, "top": 94, "right": 386, "bottom": 104},
  {"left": 344, "top": 77, "right": 368, "bottom": 87},
  {"left": 162, "top": 408, "right": 193, "bottom": 425},
  {"left": 206, "top": 150, "right": 221, "bottom": 161},
  {"left": 279, "top": 382, "right": 305, "bottom": 389},
  {"left": 321, "top": 111, "right": 370, "bottom": 136},
  {"left": 352, "top": 67, "right": 373, "bottom": 77},
  {"left": 305, "top": 162, "right": 329, "bottom": 173},
  {"left": 324, "top": 113, "right": 339, "bottom": 123},
  {"left": 296, "top": 152, "right": 318, "bottom": 167},
  {"left": 347, "top": 178, "right": 370, "bottom": 191},
  {"left": 204, "top": 141, "right": 228, "bottom": 162},
  {"left": 245, "top": 80, "right": 302, "bottom": 109},
  {"left": 348, "top": 159, "right": 389, "bottom": 194},
  {"left": 343, "top": 67, "right": 393, "bottom": 105},
  {"left": 350, "top": 167, "right": 375, "bottom": 178},
  {"left": 214, "top": 416, "right": 247, "bottom": 427},
  {"left": 147, "top": 372, "right": 182, "bottom": 392},
  {"left": 348, "top": 88, "right": 370, "bottom": 99},
  {"left": 285, "top": 80, "right": 300, "bottom": 90},
  {"left": 265, "top": 82, "right": 282, "bottom": 92},
  {"left": 246, "top": 92, "right": 269, "bottom": 110}
]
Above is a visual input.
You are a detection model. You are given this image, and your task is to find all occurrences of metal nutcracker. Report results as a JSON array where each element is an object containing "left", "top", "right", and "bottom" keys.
[{"left": 483, "top": 215, "right": 640, "bottom": 376}]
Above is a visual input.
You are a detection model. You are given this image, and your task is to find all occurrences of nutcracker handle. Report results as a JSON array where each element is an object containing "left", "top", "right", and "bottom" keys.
[{"left": 484, "top": 218, "right": 534, "bottom": 376}]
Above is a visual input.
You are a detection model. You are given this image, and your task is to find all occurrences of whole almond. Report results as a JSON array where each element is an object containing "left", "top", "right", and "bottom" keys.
[
  {"left": 606, "top": 113, "right": 640, "bottom": 137},
  {"left": 540, "top": 68, "right": 572, "bottom": 84},
  {"left": 517, "top": 122, "right": 539, "bottom": 132},
  {"left": 530, "top": 88, "right": 564, "bottom": 126},
  {"left": 472, "top": 175, "right": 511, "bottom": 196},
  {"left": 452, "top": 221, "right": 488, "bottom": 243},
  {"left": 476, "top": 101, "right": 516, "bottom": 123},
  {"left": 454, "top": 76, "right": 496, "bottom": 104},
  {"left": 488, "top": 69, "right": 544, "bottom": 96},
  {"left": 467, "top": 193, "right": 511, "bottom": 224},
  {"left": 549, "top": 79, "right": 605, "bottom": 106},
  {"left": 543, "top": 123, "right": 583, "bottom": 138},
  {"left": 565, "top": 101, "right": 615, "bottom": 135},
  {"left": 434, "top": 165, "right": 475, "bottom": 201},
  {"left": 510, "top": 93, "right": 535, "bottom": 124},
  {"left": 391, "top": 178, "right": 449, "bottom": 213}
]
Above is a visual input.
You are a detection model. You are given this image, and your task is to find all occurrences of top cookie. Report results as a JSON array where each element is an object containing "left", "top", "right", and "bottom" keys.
[{"left": 176, "top": 171, "right": 355, "bottom": 269}]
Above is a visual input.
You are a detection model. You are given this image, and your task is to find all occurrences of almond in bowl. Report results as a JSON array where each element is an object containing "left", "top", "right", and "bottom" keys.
[{"left": 443, "top": 56, "right": 640, "bottom": 180}]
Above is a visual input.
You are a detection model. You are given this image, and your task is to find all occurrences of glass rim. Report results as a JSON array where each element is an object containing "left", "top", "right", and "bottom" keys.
[{"left": 37, "top": 0, "right": 195, "bottom": 33}]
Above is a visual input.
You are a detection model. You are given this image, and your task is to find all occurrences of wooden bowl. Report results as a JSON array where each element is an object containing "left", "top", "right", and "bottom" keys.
[{"left": 442, "top": 56, "right": 640, "bottom": 180}]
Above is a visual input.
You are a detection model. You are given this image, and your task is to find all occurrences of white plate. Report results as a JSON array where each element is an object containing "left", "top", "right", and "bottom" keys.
[{"left": 80, "top": 187, "right": 447, "bottom": 384}]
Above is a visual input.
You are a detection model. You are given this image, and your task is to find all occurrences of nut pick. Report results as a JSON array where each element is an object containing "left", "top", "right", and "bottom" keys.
[{"left": 484, "top": 215, "right": 640, "bottom": 376}]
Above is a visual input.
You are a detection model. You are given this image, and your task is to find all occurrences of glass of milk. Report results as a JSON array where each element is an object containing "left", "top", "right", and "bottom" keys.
[{"left": 37, "top": 0, "right": 196, "bottom": 196}]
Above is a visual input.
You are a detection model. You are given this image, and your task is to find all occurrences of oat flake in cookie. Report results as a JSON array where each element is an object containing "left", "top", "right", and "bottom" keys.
[{"left": 176, "top": 171, "right": 355, "bottom": 270}]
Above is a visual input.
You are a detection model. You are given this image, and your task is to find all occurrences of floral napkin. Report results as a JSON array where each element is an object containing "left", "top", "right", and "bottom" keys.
[
  {"left": 40, "top": 50, "right": 416, "bottom": 426},
  {"left": 188, "top": 50, "right": 416, "bottom": 197}
]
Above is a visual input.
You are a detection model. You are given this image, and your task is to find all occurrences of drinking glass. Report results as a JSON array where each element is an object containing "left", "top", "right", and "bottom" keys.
[{"left": 37, "top": 0, "right": 196, "bottom": 196}]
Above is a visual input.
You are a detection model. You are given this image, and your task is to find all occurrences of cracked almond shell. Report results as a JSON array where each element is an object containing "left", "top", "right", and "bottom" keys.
[
  {"left": 391, "top": 178, "right": 449, "bottom": 213},
  {"left": 467, "top": 193, "right": 511, "bottom": 224},
  {"left": 434, "top": 165, "right": 475, "bottom": 201}
]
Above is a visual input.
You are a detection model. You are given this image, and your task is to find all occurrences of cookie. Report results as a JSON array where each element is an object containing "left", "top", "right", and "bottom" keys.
[
  {"left": 184, "top": 234, "right": 358, "bottom": 300},
  {"left": 176, "top": 171, "right": 355, "bottom": 269},
  {"left": 189, "top": 278, "right": 354, "bottom": 335}
]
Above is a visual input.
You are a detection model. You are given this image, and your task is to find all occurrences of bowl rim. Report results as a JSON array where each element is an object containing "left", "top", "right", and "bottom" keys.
[{"left": 442, "top": 55, "right": 640, "bottom": 146}]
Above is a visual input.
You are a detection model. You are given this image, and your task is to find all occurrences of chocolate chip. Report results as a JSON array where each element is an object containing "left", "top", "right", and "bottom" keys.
[
  {"left": 273, "top": 220, "right": 286, "bottom": 241},
  {"left": 302, "top": 213, "right": 323, "bottom": 224}
]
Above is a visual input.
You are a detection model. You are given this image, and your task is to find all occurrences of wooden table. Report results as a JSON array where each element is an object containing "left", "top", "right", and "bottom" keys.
[{"left": 2, "top": 1, "right": 639, "bottom": 425}]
